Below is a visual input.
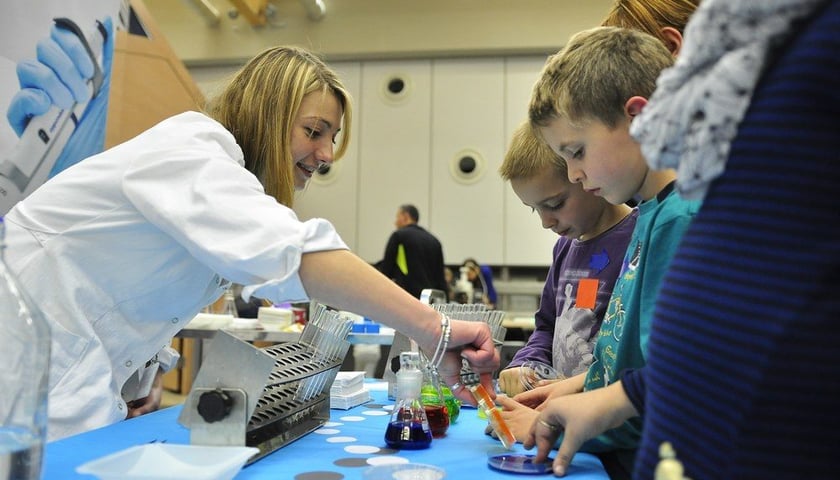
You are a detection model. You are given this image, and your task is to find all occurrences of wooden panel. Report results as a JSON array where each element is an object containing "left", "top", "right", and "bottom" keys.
[
  {"left": 178, "top": 338, "right": 199, "bottom": 394},
  {"left": 429, "top": 58, "right": 506, "bottom": 265},
  {"left": 105, "top": 0, "right": 204, "bottom": 148},
  {"left": 502, "top": 56, "right": 558, "bottom": 266},
  {"left": 227, "top": 0, "right": 268, "bottom": 26}
]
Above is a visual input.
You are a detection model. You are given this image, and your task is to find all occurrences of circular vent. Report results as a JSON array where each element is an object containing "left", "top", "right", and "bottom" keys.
[
  {"left": 381, "top": 74, "right": 412, "bottom": 105},
  {"left": 449, "top": 148, "right": 485, "bottom": 184}
]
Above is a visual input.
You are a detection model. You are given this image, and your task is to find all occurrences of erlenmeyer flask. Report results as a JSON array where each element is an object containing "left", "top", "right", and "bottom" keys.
[
  {"left": 419, "top": 360, "right": 450, "bottom": 438},
  {"left": 384, "top": 352, "right": 432, "bottom": 449}
]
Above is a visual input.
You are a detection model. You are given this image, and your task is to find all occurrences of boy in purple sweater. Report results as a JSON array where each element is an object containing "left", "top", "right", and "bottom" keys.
[{"left": 497, "top": 122, "right": 637, "bottom": 400}]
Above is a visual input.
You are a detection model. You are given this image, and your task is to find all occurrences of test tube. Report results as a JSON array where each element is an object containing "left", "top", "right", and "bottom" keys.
[{"left": 467, "top": 383, "right": 515, "bottom": 450}]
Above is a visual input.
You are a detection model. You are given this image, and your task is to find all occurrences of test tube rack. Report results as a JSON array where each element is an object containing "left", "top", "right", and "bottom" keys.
[
  {"left": 178, "top": 303, "right": 353, "bottom": 464},
  {"left": 383, "top": 296, "right": 507, "bottom": 399}
]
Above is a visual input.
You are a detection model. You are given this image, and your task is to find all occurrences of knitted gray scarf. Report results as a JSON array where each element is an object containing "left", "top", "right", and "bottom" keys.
[{"left": 630, "top": 0, "right": 827, "bottom": 201}]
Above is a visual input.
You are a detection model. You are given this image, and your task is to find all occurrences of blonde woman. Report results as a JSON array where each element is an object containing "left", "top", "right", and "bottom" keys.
[
  {"left": 601, "top": 0, "right": 700, "bottom": 56},
  {"left": 3, "top": 46, "right": 498, "bottom": 440}
]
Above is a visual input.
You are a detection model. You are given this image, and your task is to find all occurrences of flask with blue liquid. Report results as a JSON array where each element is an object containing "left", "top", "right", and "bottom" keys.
[{"left": 384, "top": 351, "right": 432, "bottom": 449}]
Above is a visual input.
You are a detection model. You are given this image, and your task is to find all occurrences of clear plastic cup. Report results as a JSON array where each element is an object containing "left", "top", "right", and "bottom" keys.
[{"left": 519, "top": 360, "right": 560, "bottom": 391}]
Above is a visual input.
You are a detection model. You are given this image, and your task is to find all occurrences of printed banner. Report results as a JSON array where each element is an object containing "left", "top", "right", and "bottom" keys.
[{"left": 0, "top": 0, "right": 124, "bottom": 214}]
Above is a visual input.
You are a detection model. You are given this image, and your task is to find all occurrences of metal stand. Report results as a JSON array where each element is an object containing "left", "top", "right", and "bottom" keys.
[
  {"left": 178, "top": 304, "right": 353, "bottom": 464},
  {"left": 384, "top": 290, "right": 507, "bottom": 399}
]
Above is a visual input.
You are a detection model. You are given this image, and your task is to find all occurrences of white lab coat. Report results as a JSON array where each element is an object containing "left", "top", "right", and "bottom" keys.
[{"left": 3, "top": 111, "right": 347, "bottom": 440}]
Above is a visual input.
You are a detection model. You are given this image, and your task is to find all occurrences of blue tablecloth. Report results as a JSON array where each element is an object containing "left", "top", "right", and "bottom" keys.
[{"left": 45, "top": 382, "right": 609, "bottom": 479}]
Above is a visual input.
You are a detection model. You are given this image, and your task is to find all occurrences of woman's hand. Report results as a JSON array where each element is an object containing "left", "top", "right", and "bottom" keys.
[
  {"left": 126, "top": 368, "right": 164, "bottom": 419},
  {"left": 436, "top": 318, "right": 499, "bottom": 405}
]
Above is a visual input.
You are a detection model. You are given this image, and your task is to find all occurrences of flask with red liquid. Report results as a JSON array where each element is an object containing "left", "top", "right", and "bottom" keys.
[
  {"left": 384, "top": 352, "right": 432, "bottom": 449},
  {"left": 419, "top": 361, "right": 449, "bottom": 438}
]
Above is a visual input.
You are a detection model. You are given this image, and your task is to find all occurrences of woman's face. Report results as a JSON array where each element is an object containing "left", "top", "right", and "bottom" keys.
[{"left": 291, "top": 90, "right": 344, "bottom": 190}]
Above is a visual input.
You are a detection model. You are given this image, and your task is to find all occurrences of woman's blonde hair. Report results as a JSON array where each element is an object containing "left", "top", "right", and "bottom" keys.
[
  {"left": 206, "top": 46, "right": 353, "bottom": 207},
  {"left": 601, "top": 0, "right": 700, "bottom": 41}
]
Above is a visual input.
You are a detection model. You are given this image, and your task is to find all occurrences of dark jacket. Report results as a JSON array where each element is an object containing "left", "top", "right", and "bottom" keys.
[{"left": 377, "top": 224, "right": 447, "bottom": 298}]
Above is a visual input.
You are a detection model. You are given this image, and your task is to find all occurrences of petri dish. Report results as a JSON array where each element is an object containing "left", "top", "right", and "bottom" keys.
[
  {"left": 519, "top": 361, "right": 560, "bottom": 391},
  {"left": 363, "top": 463, "right": 446, "bottom": 480},
  {"left": 487, "top": 453, "right": 554, "bottom": 475}
]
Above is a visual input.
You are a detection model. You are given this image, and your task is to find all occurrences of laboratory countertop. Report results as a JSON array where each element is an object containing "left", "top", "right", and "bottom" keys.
[
  {"left": 46, "top": 382, "right": 609, "bottom": 479},
  {"left": 176, "top": 314, "right": 395, "bottom": 345},
  {"left": 502, "top": 316, "right": 537, "bottom": 331}
]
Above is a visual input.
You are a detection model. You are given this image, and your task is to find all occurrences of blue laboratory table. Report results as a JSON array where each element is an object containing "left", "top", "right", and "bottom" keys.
[{"left": 45, "top": 382, "right": 608, "bottom": 479}]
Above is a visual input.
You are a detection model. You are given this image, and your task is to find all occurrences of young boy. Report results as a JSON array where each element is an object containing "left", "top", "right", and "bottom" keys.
[
  {"left": 500, "top": 27, "right": 701, "bottom": 479},
  {"left": 496, "top": 121, "right": 637, "bottom": 396}
]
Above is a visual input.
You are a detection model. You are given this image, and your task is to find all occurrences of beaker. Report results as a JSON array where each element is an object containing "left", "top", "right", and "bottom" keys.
[
  {"left": 420, "top": 365, "right": 449, "bottom": 438},
  {"left": 384, "top": 352, "right": 432, "bottom": 449}
]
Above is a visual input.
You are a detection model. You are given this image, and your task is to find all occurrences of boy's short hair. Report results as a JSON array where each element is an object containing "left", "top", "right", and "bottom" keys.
[
  {"left": 529, "top": 26, "right": 673, "bottom": 129},
  {"left": 499, "top": 121, "right": 567, "bottom": 181}
]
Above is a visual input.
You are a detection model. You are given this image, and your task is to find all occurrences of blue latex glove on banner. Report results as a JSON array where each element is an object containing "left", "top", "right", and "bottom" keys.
[{"left": 6, "top": 16, "right": 113, "bottom": 176}]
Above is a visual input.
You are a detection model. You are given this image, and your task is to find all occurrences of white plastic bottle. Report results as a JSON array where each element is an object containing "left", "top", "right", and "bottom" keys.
[
  {"left": 384, "top": 352, "right": 432, "bottom": 449},
  {"left": 454, "top": 267, "right": 474, "bottom": 304},
  {"left": 0, "top": 218, "right": 51, "bottom": 479}
]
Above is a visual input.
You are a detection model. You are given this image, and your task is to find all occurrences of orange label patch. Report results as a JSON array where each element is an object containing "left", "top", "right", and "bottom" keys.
[{"left": 576, "top": 278, "right": 599, "bottom": 309}]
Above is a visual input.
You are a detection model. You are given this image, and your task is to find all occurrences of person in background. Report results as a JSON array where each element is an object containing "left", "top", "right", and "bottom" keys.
[
  {"left": 371, "top": 204, "right": 449, "bottom": 378},
  {"left": 377, "top": 204, "right": 449, "bottom": 299},
  {"left": 508, "top": 26, "right": 700, "bottom": 479},
  {"left": 443, "top": 266, "right": 457, "bottom": 301},
  {"left": 526, "top": 1, "right": 839, "bottom": 479},
  {"left": 495, "top": 121, "right": 637, "bottom": 400},
  {"left": 460, "top": 258, "right": 497, "bottom": 308},
  {"left": 2, "top": 45, "right": 498, "bottom": 441}
]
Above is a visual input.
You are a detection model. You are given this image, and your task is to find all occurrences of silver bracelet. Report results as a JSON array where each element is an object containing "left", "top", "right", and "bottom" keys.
[{"left": 430, "top": 313, "right": 451, "bottom": 369}]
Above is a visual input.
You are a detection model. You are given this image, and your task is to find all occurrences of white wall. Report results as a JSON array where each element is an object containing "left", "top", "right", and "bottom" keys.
[{"left": 190, "top": 55, "right": 559, "bottom": 267}]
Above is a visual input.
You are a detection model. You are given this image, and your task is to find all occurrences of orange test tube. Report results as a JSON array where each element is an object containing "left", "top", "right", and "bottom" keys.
[{"left": 468, "top": 384, "right": 515, "bottom": 450}]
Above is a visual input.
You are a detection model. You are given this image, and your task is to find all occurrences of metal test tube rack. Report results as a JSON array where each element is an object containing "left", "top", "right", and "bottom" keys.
[
  {"left": 177, "top": 303, "right": 353, "bottom": 464},
  {"left": 383, "top": 291, "right": 507, "bottom": 398}
]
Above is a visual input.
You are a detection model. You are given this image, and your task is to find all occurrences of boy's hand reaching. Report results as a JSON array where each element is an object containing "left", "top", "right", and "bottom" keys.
[
  {"left": 495, "top": 395, "right": 540, "bottom": 442},
  {"left": 497, "top": 367, "right": 527, "bottom": 396},
  {"left": 514, "top": 372, "right": 586, "bottom": 410},
  {"left": 523, "top": 382, "right": 638, "bottom": 477}
]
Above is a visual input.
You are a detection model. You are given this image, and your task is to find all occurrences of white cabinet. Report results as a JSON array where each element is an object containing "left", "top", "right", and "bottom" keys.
[
  {"left": 430, "top": 58, "right": 506, "bottom": 265},
  {"left": 355, "top": 60, "right": 434, "bottom": 263},
  {"left": 502, "top": 56, "right": 559, "bottom": 266}
]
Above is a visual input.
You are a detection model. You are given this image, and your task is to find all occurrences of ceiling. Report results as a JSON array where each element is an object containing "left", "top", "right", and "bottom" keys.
[{"left": 141, "top": 0, "right": 615, "bottom": 66}]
